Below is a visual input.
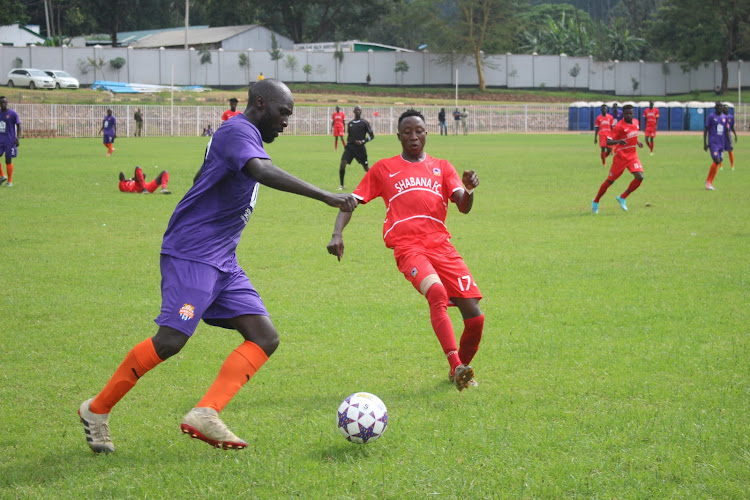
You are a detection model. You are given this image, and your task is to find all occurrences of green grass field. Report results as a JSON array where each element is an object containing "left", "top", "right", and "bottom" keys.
[{"left": 1, "top": 132, "right": 748, "bottom": 498}]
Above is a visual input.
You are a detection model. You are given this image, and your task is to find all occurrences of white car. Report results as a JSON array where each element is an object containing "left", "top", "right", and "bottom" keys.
[
  {"left": 6, "top": 68, "right": 55, "bottom": 89},
  {"left": 43, "top": 70, "right": 80, "bottom": 89}
]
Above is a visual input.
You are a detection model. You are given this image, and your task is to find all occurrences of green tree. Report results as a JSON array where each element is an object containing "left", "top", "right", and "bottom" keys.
[
  {"left": 239, "top": 53, "right": 251, "bottom": 84},
  {"left": 598, "top": 17, "right": 645, "bottom": 61},
  {"left": 269, "top": 33, "right": 284, "bottom": 78},
  {"left": 519, "top": 11, "right": 596, "bottom": 56},
  {"left": 302, "top": 63, "right": 313, "bottom": 83},
  {"left": 284, "top": 54, "right": 299, "bottom": 82},
  {"left": 647, "top": 0, "right": 750, "bottom": 91},
  {"left": 198, "top": 44, "right": 212, "bottom": 85},
  {"left": 87, "top": 56, "right": 106, "bottom": 81},
  {"left": 569, "top": 62, "right": 581, "bottom": 87},
  {"left": 109, "top": 57, "right": 126, "bottom": 81},
  {"left": 395, "top": 60, "right": 410, "bottom": 85}
]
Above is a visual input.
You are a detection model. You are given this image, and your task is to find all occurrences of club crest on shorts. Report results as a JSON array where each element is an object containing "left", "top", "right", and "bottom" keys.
[
  {"left": 432, "top": 167, "right": 442, "bottom": 176},
  {"left": 179, "top": 303, "right": 195, "bottom": 321},
  {"left": 411, "top": 267, "right": 418, "bottom": 278}
]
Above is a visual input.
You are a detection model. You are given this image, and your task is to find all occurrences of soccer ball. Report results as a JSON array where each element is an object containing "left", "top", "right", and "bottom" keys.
[{"left": 337, "top": 392, "right": 388, "bottom": 444}]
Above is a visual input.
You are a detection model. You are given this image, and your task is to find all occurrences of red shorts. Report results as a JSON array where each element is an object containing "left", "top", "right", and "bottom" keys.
[
  {"left": 644, "top": 127, "right": 656, "bottom": 138},
  {"left": 333, "top": 126, "right": 345, "bottom": 137},
  {"left": 598, "top": 133, "right": 611, "bottom": 148},
  {"left": 608, "top": 156, "right": 643, "bottom": 181},
  {"left": 393, "top": 239, "right": 482, "bottom": 303}
]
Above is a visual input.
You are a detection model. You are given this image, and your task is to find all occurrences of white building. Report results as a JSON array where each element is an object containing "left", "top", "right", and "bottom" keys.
[
  {"left": 130, "top": 25, "right": 294, "bottom": 51},
  {"left": 0, "top": 24, "right": 46, "bottom": 47}
]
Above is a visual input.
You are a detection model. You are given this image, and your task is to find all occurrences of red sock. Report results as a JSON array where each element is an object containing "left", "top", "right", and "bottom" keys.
[
  {"left": 90, "top": 338, "right": 163, "bottom": 414},
  {"left": 197, "top": 341, "right": 268, "bottom": 412},
  {"left": 729, "top": 151, "right": 734, "bottom": 167},
  {"left": 648, "top": 141, "right": 654, "bottom": 152},
  {"left": 620, "top": 178, "right": 642, "bottom": 199},
  {"left": 600, "top": 151, "right": 607, "bottom": 165},
  {"left": 594, "top": 180, "right": 611, "bottom": 203},
  {"left": 160, "top": 171, "right": 169, "bottom": 189},
  {"left": 458, "top": 314, "right": 484, "bottom": 365},
  {"left": 425, "top": 284, "right": 461, "bottom": 371},
  {"left": 0, "top": 164, "right": 5, "bottom": 177},
  {"left": 6, "top": 162, "right": 12, "bottom": 183},
  {"left": 707, "top": 163, "right": 719, "bottom": 184}
]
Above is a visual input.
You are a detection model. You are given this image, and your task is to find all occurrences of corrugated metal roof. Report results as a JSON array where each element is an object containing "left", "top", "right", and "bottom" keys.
[{"left": 131, "top": 25, "right": 261, "bottom": 48}]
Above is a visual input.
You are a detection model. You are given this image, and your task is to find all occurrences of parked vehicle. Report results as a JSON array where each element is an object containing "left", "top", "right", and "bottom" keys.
[
  {"left": 42, "top": 70, "right": 80, "bottom": 89},
  {"left": 6, "top": 68, "right": 55, "bottom": 89}
]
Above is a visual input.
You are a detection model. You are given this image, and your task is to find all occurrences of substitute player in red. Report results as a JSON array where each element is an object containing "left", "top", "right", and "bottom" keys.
[
  {"left": 592, "top": 104, "right": 644, "bottom": 213},
  {"left": 643, "top": 101, "right": 659, "bottom": 155},
  {"left": 593, "top": 104, "right": 613, "bottom": 166},
  {"left": 118, "top": 165, "right": 171, "bottom": 194},
  {"left": 327, "top": 109, "right": 483, "bottom": 391},
  {"left": 331, "top": 106, "right": 346, "bottom": 151}
]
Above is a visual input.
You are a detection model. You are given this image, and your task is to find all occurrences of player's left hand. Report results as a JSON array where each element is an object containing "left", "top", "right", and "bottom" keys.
[
  {"left": 637, "top": 141, "right": 643, "bottom": 148},
  {"left": 462, "top": 170, "right": 479, "bottom": 191},
  {"left": 327, "top": 235, "right": 344, "bottom": 261}
]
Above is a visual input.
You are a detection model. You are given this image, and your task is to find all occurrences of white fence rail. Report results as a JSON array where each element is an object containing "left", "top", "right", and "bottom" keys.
[{"left": 12, "top": 103, "right": 750, "bottom": 138}]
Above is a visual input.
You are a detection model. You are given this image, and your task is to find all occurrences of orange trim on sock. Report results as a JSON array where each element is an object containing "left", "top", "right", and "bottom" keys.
[
  {"left": 90, "top": 338, "right": 162, "bottom": 414},
  {"left": 6, "top": 163, "right": 12, "bottom": 183},
  {"left": 197, "top": 341, "right": 269, "bottom": 413}
]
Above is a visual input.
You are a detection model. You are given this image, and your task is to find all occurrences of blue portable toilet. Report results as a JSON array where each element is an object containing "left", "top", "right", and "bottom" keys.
[
  {"left": 668, "top": 102, "right": 685, "bottom": 130},
  {"left": 568, "top": 102, "right": 581, "bottom": 131},
  {"left": 578, "top": 102, "right": 592, "bottom": 130},
  {"left": 636, "top": 101, "right": 649, "bottom": 126},
  {"left": 655, "top": 101, "right": 669, "bottom": 130},
  {"left": 686, "top": 102, "right": 705, "bottom": 131},
  {"left": 589, "top": 101, "right": 606, "bottom": 130}
]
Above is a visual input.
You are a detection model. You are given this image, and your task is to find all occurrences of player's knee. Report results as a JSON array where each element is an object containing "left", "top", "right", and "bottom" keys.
[
  {"left": 248, "top": 326, "right": 279, "bottom": 356},
  {"left": 152, "top": 327, "right": 189, "bottom": 360},
  {"left": 635, "top": 172, "right": 644, "bottom": 181},
  {"left": 419, "top": 274, "right": 443, "bottom": 296}
]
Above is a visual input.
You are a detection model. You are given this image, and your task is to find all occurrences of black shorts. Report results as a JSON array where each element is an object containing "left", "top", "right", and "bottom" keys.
[{"left": 342, "top": 144, "right": 368, "bottom": 166}]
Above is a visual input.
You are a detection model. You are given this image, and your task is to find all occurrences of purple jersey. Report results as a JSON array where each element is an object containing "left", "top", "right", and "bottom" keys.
[
  {"left": 102, "top": 115, "right": 116, "bottom": 135},
  {"left": 161, "top": 113, "right": 270, "bottom": 272},
  {"left": 724, "top": 114, "right": 735, "bottom": 149},
  {"left": 0, "top": 108, "right": 20, "bottom": 144},
  {"left": 706, "top": 112, "right": 727, "bottom": 148}
]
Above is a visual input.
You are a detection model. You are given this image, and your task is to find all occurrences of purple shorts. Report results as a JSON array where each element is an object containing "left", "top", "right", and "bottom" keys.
[
  {"left": 154, "top": 255, "right": 269, "bottom": 336},
  {"left": 0, "top": 143, "right": 18, "bottom": 160},
  {"left": 103, "top": 134, "right": 115, "bottom": 144}
]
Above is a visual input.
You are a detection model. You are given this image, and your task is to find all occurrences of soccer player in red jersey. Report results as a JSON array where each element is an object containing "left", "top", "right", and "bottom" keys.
[
  {"left": 221, "top": 98, "right": 242, "bottom": 122},
  {"left": 327, "top": 109, "right": 483, "bottom": 391},
  {"left": 591, "top": 104, "right": 644, "bottom": 213},
  {"left": 331, "top": 106, "right": 346, "bottom": 150},
  {"left": 593, "top": 104, "right": 613, "bottom": 166},
  {"left": 643, "top": 101, "right": 659, "bottom": 155},
  {"left": 118, "top": 165, "right": 171, "bottom": 194}
]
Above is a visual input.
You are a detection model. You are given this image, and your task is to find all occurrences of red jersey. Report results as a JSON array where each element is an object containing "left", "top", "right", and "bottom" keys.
[
  {"left": 352, "top": 153, "right": 464, "bottom": 249},
  {"left": 332, "top": 111, "right": 345, "bottom": 127},
  {"left": 611, "top": 119, "right": 640, "bottom": 162},
  {"left": 222, "top": 110, "right": 242, "bottom": 122},
  {"left": 643, "top": 107, "right": 659, "bottom": 130},
  {"left": 595, "top": 114, "right": 613, "bottom": 135}
]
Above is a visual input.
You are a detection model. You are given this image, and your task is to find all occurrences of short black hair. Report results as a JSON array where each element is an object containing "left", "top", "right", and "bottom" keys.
[
  {"left": 398, "top": 109, "right": 425, "bottom": 128},
  {"left": 229, "top": 98, "right": 238, "bottom": 102},
  {"left": 623, "top": 104, "right": 634, "bottom": 111}
]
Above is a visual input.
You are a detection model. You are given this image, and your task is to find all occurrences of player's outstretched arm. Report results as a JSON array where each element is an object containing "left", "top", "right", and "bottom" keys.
[
  {"left": 327, "top": 208, "right": 357, "bottom": 261},
  {"left": 244, "top": 158, "right": 356, "bottom": 211},
  {"left": 453, "top": 170, "right": 479, "bottom": 214}
]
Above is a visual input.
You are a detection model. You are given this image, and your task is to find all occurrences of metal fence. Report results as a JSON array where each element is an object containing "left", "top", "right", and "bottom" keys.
[{"left": 11, "top": 103, "right": 750, "bottom": 138}]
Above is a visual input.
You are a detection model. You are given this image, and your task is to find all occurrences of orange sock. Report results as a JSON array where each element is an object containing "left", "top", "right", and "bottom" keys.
[
  {"left": 90, "top": 338, "right": 163, "bottom": 414},
  {"left": 729, "top": 151, "right": 734, "bottom": 167},
  {"left": 707, "top": 162, "right": 719, "bottom": 184},
  {"left": 6, "top": 163, "right": 12, "bottom": 183},
  {"left": 0, "top": 164, "right": 5, "bottom": 177},
  {"left": 197, "top": 341, "right": 268, "bottom": 412}
]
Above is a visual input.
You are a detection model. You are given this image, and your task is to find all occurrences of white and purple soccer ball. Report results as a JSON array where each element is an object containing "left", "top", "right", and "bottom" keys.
[{"left": 337, "top": 392, "right": 388, "bottom": 444}]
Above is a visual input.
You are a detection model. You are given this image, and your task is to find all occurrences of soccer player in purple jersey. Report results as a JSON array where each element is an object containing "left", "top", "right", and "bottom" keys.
[
  {"left": 78, "top": 79, "right": 357, "bottom": 453},
  {"left": 0, "top": 96, "right": 21, "bottom": 187},
  {"left": 704, "top": 101, "right": 726, "bottom": 190},
  {"left": 99, "top": 109, "right": 117, "bottom": 156},
  {"left": 722, "top": 103, "right": 737, "bottom": 171}
]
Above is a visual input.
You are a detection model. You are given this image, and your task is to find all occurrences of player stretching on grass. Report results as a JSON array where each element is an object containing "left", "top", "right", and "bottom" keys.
[
  {"left": 643, "top": 101, "right": 659, "bottom": 155},
  {"left": 78, "top": 79, "right": 356, "bottom": 453},
  {"left": 118, "top": 165, "right": 171, "bottom": 194},
  {"left": 704, "top": 101, "right": 726, "bottom": 190},
  {"left": 592, "top": 104, "right": 644, "bottom": 213},
  {"left": 594, "top": 104, "right": 613, "bottom": 166},
  {"left": 327, "top": 109, "right": 484, "bottom": 391}
]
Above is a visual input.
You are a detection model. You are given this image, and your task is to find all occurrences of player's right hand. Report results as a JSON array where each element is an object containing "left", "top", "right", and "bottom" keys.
[
  {"left": 327, "top": 235, "right": 344, "bottom": 261},
  {"left": 328, "top": 193, "right": 357, "bottom": 212}
]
